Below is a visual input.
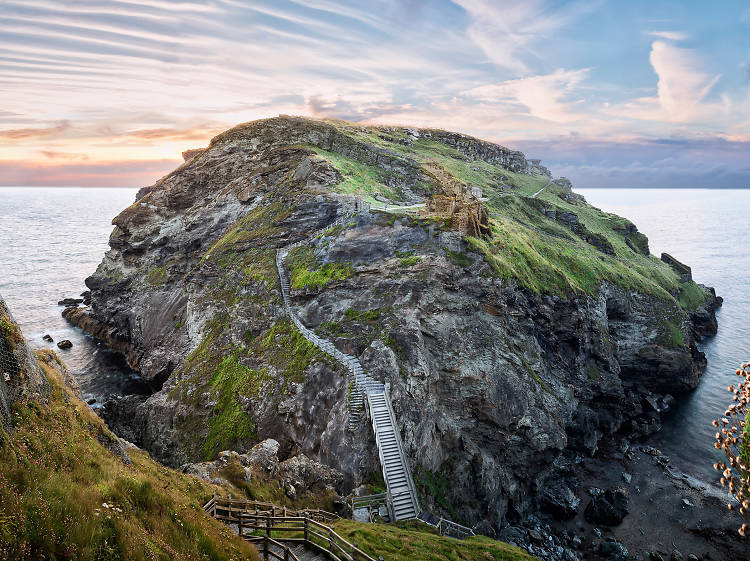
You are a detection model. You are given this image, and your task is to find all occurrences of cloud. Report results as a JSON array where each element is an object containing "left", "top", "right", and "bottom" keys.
[
  {"left": 0, "top": 121, "right": 70, "bottom": 139},
  {"left": 464, "top": 68, "right": 590, "bottom": 123},
  {"left": 649, "top": 40, "right": 721, "bottom": 122},
  {"left": 306, "top": 95, "right": 415, "bottom": 122},
  {"left": 452, "top": 0, "right": 600, "bottom": 72},
  {"left": 38, "top": 150, "right": 88, "bottom": 160},
  {"left": 648, "top": 30, "right": 688, "bottom": 41},
  {"left": 119, "top": 126, "right": 224, "bottom": 141},
  {"left": 0, "top": 158, "right": 179, "bottom": 187}
]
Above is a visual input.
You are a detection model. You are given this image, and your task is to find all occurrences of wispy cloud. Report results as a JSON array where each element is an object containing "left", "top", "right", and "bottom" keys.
[
  {"left": 465, "top": 68, "right": 590, "bottom": 123},
  {"left": 648, "top": 30, "right": 688, "bottom": 41},
  {"left": 38, "top": 150, "right": 89, "bottom": 160},
  {"left": 650, "top": 40, "right": 721, "bottom": 122},
  {"left": 452, "top": 0, "right": 601, "bottom": 73},
  {"left": 0, "top": 121, "right": 71, "bottom": 139}
]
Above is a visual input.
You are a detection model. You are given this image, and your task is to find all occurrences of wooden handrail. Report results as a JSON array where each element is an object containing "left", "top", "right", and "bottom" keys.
[{"left": 207, "top": 496, "right": 379, "bottom": 561}]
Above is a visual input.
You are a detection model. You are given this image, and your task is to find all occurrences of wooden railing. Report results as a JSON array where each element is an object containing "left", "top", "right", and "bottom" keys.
[
  {"left": 252, "top": 535, "right": 302, "bottom": 561},
  {"left": 205, "top": 496, "right": 379, "bottom": 561},
  {"left": 204, "top": 496, "right": 338, "bottom": 524}
]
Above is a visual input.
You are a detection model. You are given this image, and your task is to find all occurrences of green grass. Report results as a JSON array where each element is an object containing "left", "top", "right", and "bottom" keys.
[
  {"left": 343, "top": 308, "right": 382, "bottom": 322},
  {"left": 0, "top": 352, "right": 257, "bottom": 561},
  {"left": 171, "top": 313, "right": 330, "bottom": 461},
  {"left": 146, "top": 265, "right": 167, "bottom": 286},
  {"left": 446, "top": 251, "right": 473, "bottom": 267},
  {"left": 678, "top": 281, "right": 707, "bottom": 311},
  {"left": 203, "top": 352, "right": 259, "bottom": 460},
  {"left": 305, "top": 146, "right": 403, "bottom": 201},
  {"left": 415, "top": 467, "right": 457, "bottom": 518},
  {"left": 586, "top": 364, "right": 601, "bottom": 381},
  {"left": 660, "top": 321, "right": 685, "bottom": 348},
  {"left": 332, "top": 519, "right": 538, "bottom": 561},
  {"left": 287, "top": 246, "right": 353, "bottom": 290},
  {"left": 0, "top": 310, "right": 21, "bottom": 349}
]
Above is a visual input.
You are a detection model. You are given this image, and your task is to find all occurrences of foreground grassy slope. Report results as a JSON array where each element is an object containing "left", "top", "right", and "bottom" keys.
[
  {"left": 0, "top": 350, "right": 537, "bottom": 560},
  {"left": 308, "top": 121, "right": 705, "bottom": 306},
  {"left": 334, "top": 520, "right": 537, "bottom": 561},
  {"left": 0, "top": 351, "right": 258, "bottom": 561}
]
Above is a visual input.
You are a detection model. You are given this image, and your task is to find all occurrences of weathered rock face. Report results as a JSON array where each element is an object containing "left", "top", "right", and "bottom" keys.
[
  {"left": 0, "top": 295, "right": 49, "bottom": 430},
  {"left": 181, "top": 438, "right": 344, "bottom": 498},
  {"left": 68, "top": 116, "right": 720, "bottom": 535}
]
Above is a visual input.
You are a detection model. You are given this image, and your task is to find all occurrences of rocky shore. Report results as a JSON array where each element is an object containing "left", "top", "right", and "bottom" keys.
[{"left": 61, "top": 116, "right": 734, "bottom": 556}]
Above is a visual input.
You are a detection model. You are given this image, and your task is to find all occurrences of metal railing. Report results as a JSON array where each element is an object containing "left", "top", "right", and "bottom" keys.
[{"left": 351, "top": 493, "right": 388, "bottom": 523}]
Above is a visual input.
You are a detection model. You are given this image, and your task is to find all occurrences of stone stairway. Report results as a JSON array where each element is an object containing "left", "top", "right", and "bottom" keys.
[{"left": 275, "top": 220, "right": 420, "bottom": 521}]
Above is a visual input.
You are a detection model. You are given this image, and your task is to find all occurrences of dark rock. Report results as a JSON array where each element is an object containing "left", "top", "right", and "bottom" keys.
[
  {"left": 87, "top": 397, "right": 97, "bottom": 405},
  {"left": 541, "top": 480, "right": 581, "bottom": 520},
  {"left": 56, "top": 340, "right": 72, "bottom": 349},
  {"left": 42, "top": 334, "right": 53, "bottom": 342},
  {"left": 584, "top": 488, "right": 629, "bottom": 526},
  {"left": 599, "top": 538, "right": 629, "bottom": 560},
  {"left": 57, "top": 298, "right": 83, "bottom": 307},
  {"left": 528, "top": 529, "right": 544, "bottom": 543},
  {"left": 651, "top": 553, "right": 665, "bottom": 561},
  {"left": 671, "top": 550, "right": 683, "bottom": 561},
  {"left": 0, "top": 296, "right": 50, "bottom": 431}
]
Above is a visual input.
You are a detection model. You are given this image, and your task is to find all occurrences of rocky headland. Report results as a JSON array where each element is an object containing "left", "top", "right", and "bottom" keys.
[{"left": 61, "top": 116, "right": 735, "bottom": 558}]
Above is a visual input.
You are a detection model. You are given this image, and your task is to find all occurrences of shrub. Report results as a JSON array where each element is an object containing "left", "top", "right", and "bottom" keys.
[{"left": 713, "top": 361, "right": 750, "bottom": 536}]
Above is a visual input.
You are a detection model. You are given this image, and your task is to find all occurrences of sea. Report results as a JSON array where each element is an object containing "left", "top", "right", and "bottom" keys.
[
  {"left": 0, "top": 186, "right": 748, "bottom": 482},
  {"left": 0, "top": 187, "right": 149, "bottom": 403}
]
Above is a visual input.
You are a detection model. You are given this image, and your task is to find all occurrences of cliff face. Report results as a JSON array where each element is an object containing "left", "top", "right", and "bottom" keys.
[
  {"left": 67, "top": 116, "right": 719, "bottom": 534},
  {"left": 0, "top": 295, "right": 49, "bottom": 430}
]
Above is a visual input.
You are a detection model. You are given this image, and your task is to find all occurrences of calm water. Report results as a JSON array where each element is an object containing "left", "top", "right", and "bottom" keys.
[
  {"left": 0, "top": 187, "right": 149, "bottom": 404},
  {"left": 0, "top": 186, "right": 747, "bottom": 480},
  {"left": 579, "top": 188, "right": 750, "bottom": 482}
]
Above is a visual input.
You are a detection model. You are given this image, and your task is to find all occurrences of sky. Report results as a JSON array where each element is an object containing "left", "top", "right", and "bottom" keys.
[{"left": 1, "top": 0, "right": 749, "bottom": 188}]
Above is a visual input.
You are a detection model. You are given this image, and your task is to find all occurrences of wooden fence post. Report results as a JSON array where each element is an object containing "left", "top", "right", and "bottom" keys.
[
  {"left": 263, "top": 536, "right": 269, "bottom": 561},
  {"left": 266, "top": 512, "right": 271, "bottom": 537},
  {"left": 238, "top": 514, "right": 243, "bottom": 538},
  {"left": 304, "top": 518, "right": 309, "bottom": 542}
]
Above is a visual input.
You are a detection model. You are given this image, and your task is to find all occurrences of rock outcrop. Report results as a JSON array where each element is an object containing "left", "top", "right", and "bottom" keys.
[
  {"left": 0, "top": 295, "right": 49, "bottom": 430},
  {"left": 66, "top": 116, "right": 720, "bottom": 535},
  {"left": 181, "top": 438, "right": 344, "bottom": 499}
]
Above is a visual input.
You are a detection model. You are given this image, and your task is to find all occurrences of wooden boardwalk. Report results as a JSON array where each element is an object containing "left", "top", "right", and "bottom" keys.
[{"left": 205, "top": 496, "right": 375, "bottom": 561}]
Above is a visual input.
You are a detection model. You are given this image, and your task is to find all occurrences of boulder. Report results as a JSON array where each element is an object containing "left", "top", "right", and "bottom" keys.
[
  {"left": 598, "top": 538, "right": 629, "bottom": 560},
  {"left": 541, "top": 480, "right": 581, "bottom": 520},
  {"left": 57, "top": 298, "right": 83, "bottom": 307},
  {"left": 584, "top": 488, "right": 629, "bottom": 526},
  {"left": 56, "top": 340, "right": 73, "bottom": 350}
]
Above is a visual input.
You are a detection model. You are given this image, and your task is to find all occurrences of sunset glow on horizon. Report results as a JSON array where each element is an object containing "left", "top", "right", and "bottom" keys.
[{"left": 2, "top": 0, "right": 749, "bottom": 188}]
